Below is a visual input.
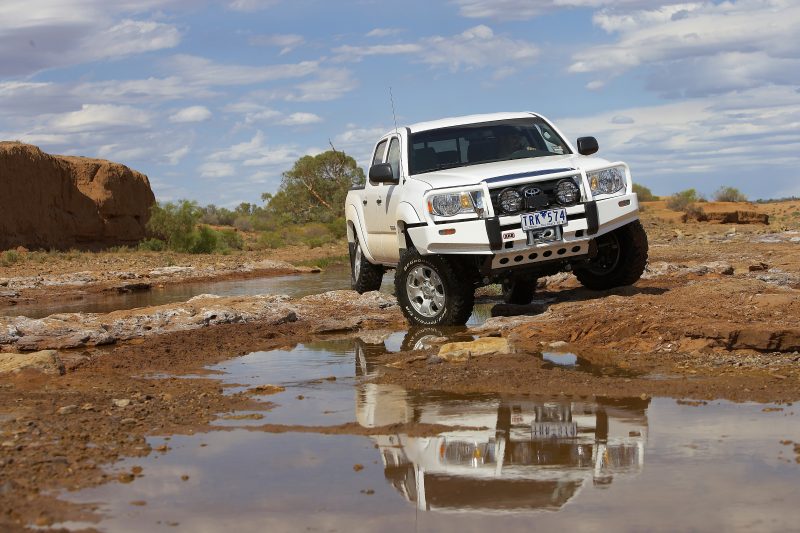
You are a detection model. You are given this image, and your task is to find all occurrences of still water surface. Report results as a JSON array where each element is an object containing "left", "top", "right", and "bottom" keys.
[{"left": 61, "top": 337, "right": 800, "bottom": 532}]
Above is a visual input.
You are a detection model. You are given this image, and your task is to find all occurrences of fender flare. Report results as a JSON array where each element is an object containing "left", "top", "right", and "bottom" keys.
[
  {"left": 345, "top": 203, "right": 379, "bottom": 264},
  {"left": 395, "top": 201, "right": 423, "bottom": 249}
]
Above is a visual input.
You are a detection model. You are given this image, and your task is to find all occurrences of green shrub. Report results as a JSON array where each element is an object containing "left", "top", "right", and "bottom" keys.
[
  {"left": 666, "top": 189, "right": 703, "bottom": 211},
  {"left": 257, "top": 231, "right": 285, "bottom": 249},
  {"left": 147, "top": 200, "right": 201, "bottom": 252},
  {"left": 190, "top": 225, "right": 218, "bottom": 254},
  {"left": 632, "top": 183, "right": 658, "bottom": 202},
  {"left": 216, "top": 229, "right": 244, "bottom": 251},
  {"left": 1, "top": 250, "right": 20, "bottom": 267},
  {"left": 325, "top": 217, "right": 348, "bottom": 239},
  {"left": 713, "top": 186, "right": 747, "bottom": 202},
  {"left": 138, "top": 238, "right": 166, "bottom": 252}
]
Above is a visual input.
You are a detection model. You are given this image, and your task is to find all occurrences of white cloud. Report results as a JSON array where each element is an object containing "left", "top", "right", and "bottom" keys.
[
  {"left": 570, "top": 0, "right": 800, "bottom": 96},
  {"left": 163, "top": 54, "right": 319, "bottom": 86},
  {"left": 73, "top": 77, "right": 217, "bottom": 103},
  {"left": 451, "top": 0, "right": 657, "bottom": 20},
  {"left": 287, "top": 69, "right": 359, "bottom": 102},
  {"left": 198, "top": 161, "right": 236, "bottom": 178},
  {"left": 365, "top": 28, "right": 403, "bottom": 38},
  {"left": 248, "top": 33, "right": 305, "bottom": 54},
  {"left": 334, "top": 25, "right": 539, "bottom": 77},
  {"left": 555, "top": 85, "right": 800, "bottom": 198},
  {"left": 165, "top": 145, "right": 191, "bottom": 165},
  {"left": 169, "top": 105, "right": 212, "bottom": 123},
  {"left": 0, "top": 2, "right": 183, "bottom": 76},
  {"left": 278, "top": 112, "right": 322, "bottom": 126},
  {"left": 228, "top": 0, "right": 280, "bottom": 12},
  {"left": 49, "top": 104, "right": 153, "bottom": 133}
]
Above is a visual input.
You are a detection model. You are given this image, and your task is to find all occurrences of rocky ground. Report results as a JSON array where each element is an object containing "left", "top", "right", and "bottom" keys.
[
  {"left": 1, "top": 200, "right": 799, "bottom": 530},
  {"left": 0, "top": 243, "right": 346, "bottom": 310}
]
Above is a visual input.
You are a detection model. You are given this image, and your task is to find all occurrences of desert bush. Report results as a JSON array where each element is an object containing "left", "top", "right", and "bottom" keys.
[
  {"left": 0, "top": 250, "right": 20, "bottom": 267},
  {"left": 257, "top": 231, "right": 285, "bottom": 249},
  {"left": 632, "top": 183, "right": 657, "bottom": 202},
  {"left": 190, "top": 225, "right": 218, "bottom": 254},
  {"left": 216, "top": 228, "right": 244, "bottom": 251},
  {"left": 713, "top": 186, "right": 747, "bottom": 202},
  {"left": 233, "top": 216, "right": 253, "bottom": 232},
  {"left": 683, "top": 203, "right": 707, "bottom": 221},
  {"left": 666, "top": 189, "right": 704, "bottom": 211},
  {"left": 138, "top": 238, "right": 166, "bottom": 252},
  {"left": 147, "top": 200, "right": 200, "bottom": 252}
]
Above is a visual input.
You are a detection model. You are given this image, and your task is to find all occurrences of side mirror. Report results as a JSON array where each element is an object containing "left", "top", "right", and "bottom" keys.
[
  {"left": 577, "top": 137, "right": 599, "bottom": 156},
  {"left": 369, "top": 163, "right": 399, "bottom": 185}
]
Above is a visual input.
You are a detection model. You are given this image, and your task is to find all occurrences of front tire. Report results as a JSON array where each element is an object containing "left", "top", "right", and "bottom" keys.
[
  {"left": 350, "top": 235, "right": 384, "bottom": 293},
  {"left": 395, "top": 249, "right": 474, "bottom": 326},
  {"left": 575, "top": 220, "right": 648, "bottom": 290}
]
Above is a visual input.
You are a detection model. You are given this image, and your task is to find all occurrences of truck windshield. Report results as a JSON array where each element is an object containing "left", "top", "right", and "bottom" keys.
[{"left": 409, "top": 117, "right": 571, "bottom": 175}]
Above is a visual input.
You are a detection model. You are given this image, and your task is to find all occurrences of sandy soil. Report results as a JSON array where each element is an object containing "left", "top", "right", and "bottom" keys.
[{"left": 1, "top": 200, "right": 800, "bottom": 530}]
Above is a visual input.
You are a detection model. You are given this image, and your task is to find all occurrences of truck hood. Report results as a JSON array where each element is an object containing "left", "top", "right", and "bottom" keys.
[{"left": 409, "top": 154, "right": 614, "bottom": 190}]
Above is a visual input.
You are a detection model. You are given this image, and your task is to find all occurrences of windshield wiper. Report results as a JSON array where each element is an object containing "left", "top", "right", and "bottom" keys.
[{"left": 435, "top": 162, "right": 467, "bottom": 170}]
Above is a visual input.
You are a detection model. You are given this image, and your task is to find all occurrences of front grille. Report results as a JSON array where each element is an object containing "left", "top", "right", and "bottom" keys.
[{"left": 489, "top": 176, "right": 581, "bottom": 215}]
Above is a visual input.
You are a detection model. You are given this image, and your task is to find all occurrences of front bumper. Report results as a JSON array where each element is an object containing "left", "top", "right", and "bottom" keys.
[{"left": 406, "top": 193, "right": 639, "bottom": 269}]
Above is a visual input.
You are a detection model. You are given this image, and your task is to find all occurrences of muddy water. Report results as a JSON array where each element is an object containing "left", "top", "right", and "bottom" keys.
[
  {"left": 60, "top": 337, "right": 800, "bottom": 532},
  {"left": 0, "top": 267, "right": 379, "bottom": 318}
]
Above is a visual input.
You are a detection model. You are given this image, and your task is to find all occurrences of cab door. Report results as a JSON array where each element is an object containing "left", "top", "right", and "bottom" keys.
[
  {"left": 363, "top": 138, "right": 389, "bottom": 258},
  {"left": 372, "top": 136, "right": 404, "bottom": 262}
]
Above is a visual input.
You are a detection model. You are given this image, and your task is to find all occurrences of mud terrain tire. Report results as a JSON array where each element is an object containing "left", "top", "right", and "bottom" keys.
[
  {"left": 502, "top": 278, "right": 537, "bottom": 305},
  {"left": 350, "top": 235, "right": 384, "bottom": 293},
  {"left": 575, "top": 220, "right": 648, "bottom": 290},
  {"left": 395, "top": 249, "right": 474, "bottom": 326}
]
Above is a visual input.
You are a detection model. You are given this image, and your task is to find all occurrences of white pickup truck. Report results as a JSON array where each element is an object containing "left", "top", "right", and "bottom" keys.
[{"left": 345, "top": 112, "right": 648, "bottom": 326}]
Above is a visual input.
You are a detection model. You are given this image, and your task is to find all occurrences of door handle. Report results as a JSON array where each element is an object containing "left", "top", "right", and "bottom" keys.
[
  {"left": 376, "top": 198, "right": 382, "bottom": 205},
  {"left": 362, "top": 199, "right": 367, "bottom": 205}
]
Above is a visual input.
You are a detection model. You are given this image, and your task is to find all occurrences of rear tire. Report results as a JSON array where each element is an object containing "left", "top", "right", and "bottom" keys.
[
  {"left": 350, "top": 235, "right": 384, "bottom": 293},
  {"left": 575, "top": 220, "right": 648, "bottom": 290},
  {"left": 501, "top": 278, "right": 537, "bottom": 305},
  {"left": 395, "top": 249, "right": 474, "bottom": 326}
]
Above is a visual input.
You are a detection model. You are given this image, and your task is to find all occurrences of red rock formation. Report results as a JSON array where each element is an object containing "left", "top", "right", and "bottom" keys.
[{"left": 0, "top": 142, "right": 155, "bottom": 250}]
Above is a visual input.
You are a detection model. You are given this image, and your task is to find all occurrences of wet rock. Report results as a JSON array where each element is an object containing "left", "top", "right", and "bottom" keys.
[
  {"left": 0, "top": 350, "right": 64, "bottom": 375},
  {"left": 115, "top": 282, "right": 151, "bottom": 294},
  {"left": 247, "top": 385, "right": 285, "bottom": 395},
  {"left": 470, "top": 315, "right": 542, "bottom": 334},
  {"left": 491, "top": 302, "right": 548, "bottom": 317},
  {"left": 148, "top": 266, "right": 196, "bottom": 277},
  {"left": 549, "top": 341, "right": 569, "bottom": 348},
  {"left": 438, "top": 337, "right": 512, "bottom": 362}
]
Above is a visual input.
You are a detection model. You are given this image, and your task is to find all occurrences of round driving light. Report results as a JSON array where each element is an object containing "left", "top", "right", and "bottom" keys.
[
  {"left": 498, "top": 188, "right": 522, "bottom": 214},
  {"left": 431, "top": 194, "right": 461, "bottom": 216},
  {"left": 555, "top": 179, "right": 579, "bottom": 205}
]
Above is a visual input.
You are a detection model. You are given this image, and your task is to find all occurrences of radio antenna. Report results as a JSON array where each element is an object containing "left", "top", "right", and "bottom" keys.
[{"left": 389, "top": 87, "right": 404, "bottom": 182}]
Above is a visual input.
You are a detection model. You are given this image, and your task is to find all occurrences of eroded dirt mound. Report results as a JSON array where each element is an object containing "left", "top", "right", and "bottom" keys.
[{"left": 0, "top": 142, "right": 155, "bottom": 250}]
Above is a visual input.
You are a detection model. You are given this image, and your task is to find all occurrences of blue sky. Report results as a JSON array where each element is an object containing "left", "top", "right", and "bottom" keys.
[{"left": 1, "top": 0, "right": 798, "bottom": 206}]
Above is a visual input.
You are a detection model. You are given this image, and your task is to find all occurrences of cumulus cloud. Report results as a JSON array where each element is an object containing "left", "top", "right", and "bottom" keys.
[
  {"left": 334, "top": 25, "right": 539, "bottom": 76},
  {"left": 278, "top": 112, "right": 322, "bottom": 126},
  {"left": 0, "top": 1, "right": 183, "bottom": 76},
  {"left": 365, "top": 28, "right": 403, "bottom": 38},
  {"left": 570, "top": 0, "right": 800, "bottom": 96},
  {"left": 165, "top": 145, "right": 191, "bottom": 165},
  {"left": 162, "top": 54, "right": 319, "bottom": 86},
  {"left": 248, "top": 33, "right": 305, "bottom": 54},
  {"left": 198, "top": 161, "right": 236, "bottom": 178},
  {"left": 555, "top": 85, "right": 800, "bottom": 197},
  {"left": 169, "top": 105, "right": 212, "bottom": 123},
  {"left": 451, "top": 0, "right": 651, "bottom": 21},
  {"left": 48, "top": 104, "right": 153, "bottom": 133}
]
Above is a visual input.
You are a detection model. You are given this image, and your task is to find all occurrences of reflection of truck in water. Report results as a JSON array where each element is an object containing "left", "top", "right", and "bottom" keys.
[{"left": 356, "top": 381, "right": 648, "bottom": 512}]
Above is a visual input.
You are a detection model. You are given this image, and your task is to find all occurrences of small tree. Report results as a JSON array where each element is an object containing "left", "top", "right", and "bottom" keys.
[
  {"left": 666, "top": 189, "right": 704, "bottom": 211},
  {"left": 264, "top": 150, "right": 365, "bottom": 224},
  {"left": 633, "top": 183, "right": 657, "bottom": 202},
  {"left": 714, "top": 186, "right": 747, "bottom": 202},
  {"left": 147, "top": 200, "right": 200, "bottom": 251}
]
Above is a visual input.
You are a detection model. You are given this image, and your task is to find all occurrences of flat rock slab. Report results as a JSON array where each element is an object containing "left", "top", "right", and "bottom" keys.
[
  {"left": 0, "top": 350, "right": 64, "bottom": 375},
  {"left": 438, "top": 337, "right": 512, "bottom": 362}
]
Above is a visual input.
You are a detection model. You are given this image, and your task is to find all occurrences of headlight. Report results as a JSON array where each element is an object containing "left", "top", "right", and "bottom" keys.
[
  {"left": 428, "top": 191, "right": 484, "bottom": 217},
  {"left": 498, "top": 188, "right": 522, "bottom": 214},
  {"left": 555, "top": 179, "right": 580, "bottom": 205},
  {"left": 587, "top": 166, "right": 626, "bottom": 196}
]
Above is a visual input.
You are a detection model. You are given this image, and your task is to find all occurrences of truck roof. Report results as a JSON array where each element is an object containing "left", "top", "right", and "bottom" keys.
[{"left": 404, "top": 112, "right": 540, "bottom": 135}]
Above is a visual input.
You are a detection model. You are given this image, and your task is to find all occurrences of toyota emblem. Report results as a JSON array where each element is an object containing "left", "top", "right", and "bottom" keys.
[{"left": 523, "top": 187, "right": 542, "bottom": 197}]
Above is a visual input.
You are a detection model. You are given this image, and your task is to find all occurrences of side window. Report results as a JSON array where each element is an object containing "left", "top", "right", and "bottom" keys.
[
  {"left": 372, "top": 140, "right": 388, "bottom": 166},
  {"left": 386, "top": 137, "right": 400, "bottom": 180}
]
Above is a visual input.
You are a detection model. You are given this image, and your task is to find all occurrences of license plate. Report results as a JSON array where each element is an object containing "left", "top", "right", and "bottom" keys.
[
  {"left": 521, "top": 208, "right": 567, "bottom": 231},
  {"left": 532, "top": 421, "right": 577, "bottom": 439}
]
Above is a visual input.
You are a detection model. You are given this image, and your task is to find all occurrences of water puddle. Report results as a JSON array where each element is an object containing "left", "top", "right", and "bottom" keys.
[
  {"left": 58, "top": 337, "right": 800, "bottom": 531},
  {"left": 541, "top": 351, "right": 640, "bottom": 377}
]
